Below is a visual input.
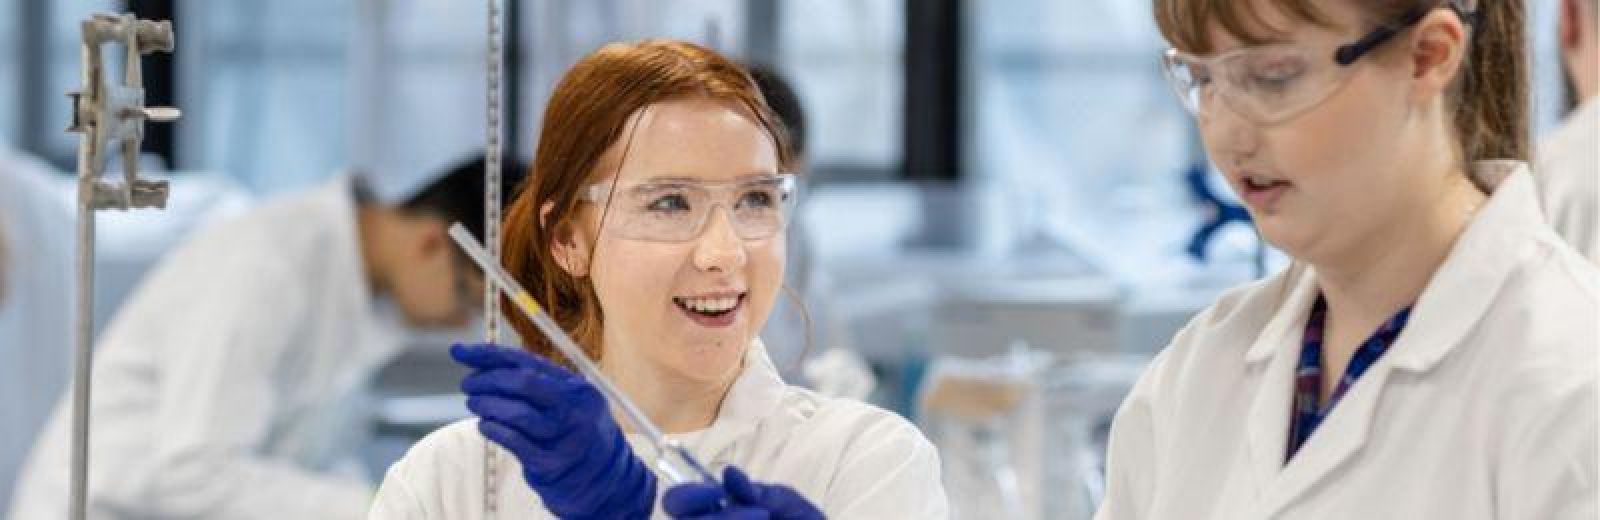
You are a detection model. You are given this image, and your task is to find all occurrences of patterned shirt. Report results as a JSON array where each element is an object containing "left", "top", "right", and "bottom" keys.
[{"left": 1286, "top": 294, "right": 1413, "bottom": 463}]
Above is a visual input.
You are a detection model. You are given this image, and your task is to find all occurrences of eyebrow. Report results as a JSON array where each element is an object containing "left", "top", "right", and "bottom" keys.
[
  {"left": 1207, "top": 33, "right": 1300, "bottom": 55},
  {"left": 640, "top": 172, "right": 782, "bottom": 183}
]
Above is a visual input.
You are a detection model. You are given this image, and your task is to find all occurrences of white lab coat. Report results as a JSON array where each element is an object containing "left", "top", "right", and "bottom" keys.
[
  {"left": 1096, "top": 161, "right": 1598, "bottom": 519},
  {"left": 1537, "top": 97, "right": 1599, "bottom": 263},
  {"left": 0, "top": 146, "right": 74, "bottom": 515},
  {"left": 369, "top": 340, "right": 949, "bottom": 519},
  {"left": 8, "top": 177, "right": 404, "bottom": 520}
]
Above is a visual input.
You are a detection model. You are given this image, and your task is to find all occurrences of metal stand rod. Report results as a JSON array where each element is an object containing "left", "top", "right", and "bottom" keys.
[
  {"left": 68, "top": 177, "right": 95, "bottom": 520},
  {"left": 483, "top": 0, "right": 507, "bottom": 516},
  {"left": 65, "top": 13, "right": 178, "bottom": 519},
  {"left": 485, "top": 0, "right": 504, "bottom": 346}
]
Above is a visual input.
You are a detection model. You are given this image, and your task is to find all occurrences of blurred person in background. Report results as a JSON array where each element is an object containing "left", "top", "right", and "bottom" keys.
[
  {"left": 0, "top": 144, "right": 74, "bottom": 516},
  {"left": 1537, "top": 0, "right": 1599, "bottom": 261},
  {"left": 9, "top": 156, "right": 523, "bottom": 520}
]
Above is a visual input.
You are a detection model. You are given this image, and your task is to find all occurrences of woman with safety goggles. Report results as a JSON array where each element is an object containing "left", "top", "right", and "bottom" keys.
[
  {"left": 1097, "top": 1, "right": 1597, "bottom": 518},
  {"left": 368, "top": 39, "right": 947, "bottom": 519}
]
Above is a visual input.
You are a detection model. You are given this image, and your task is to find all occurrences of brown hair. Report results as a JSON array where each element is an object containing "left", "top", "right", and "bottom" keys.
[
  {"left": 500, "top": 39, "right": 794, "bottom": 364},
  {"left": 1153, "top": 0, "right": 1529, "bottom": 163}
]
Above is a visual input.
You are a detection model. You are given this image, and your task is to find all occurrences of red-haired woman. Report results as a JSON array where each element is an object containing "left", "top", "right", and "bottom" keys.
[{"left": 369, "top": 40, "right": 947, "bottom": 519}]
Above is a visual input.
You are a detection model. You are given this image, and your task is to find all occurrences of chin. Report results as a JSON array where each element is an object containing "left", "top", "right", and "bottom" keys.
[
  {"left": 669, "top": 337, "right": 749, "bottom": 381},
  {"left": 1260, "top": 223, "right": 1341, "bottom": 265}
]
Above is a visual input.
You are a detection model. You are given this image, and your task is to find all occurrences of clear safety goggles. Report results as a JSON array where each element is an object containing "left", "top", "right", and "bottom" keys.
[
  {"left": 582, "top": 173, "right": 799, "bottom": 243},
  {"left": 1161, "top": 2, "right": 1474, "bottom": 125}
]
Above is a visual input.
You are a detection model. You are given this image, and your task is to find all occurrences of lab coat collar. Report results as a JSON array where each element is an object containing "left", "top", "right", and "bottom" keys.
[
  {"left": 1564, "top": 97, "right": 1600, "bottom": 130},
  {"left": 1386, "top": 160, "right": 1534, "bottom": 372},
  {"left": 1243, "top": 268, "right": 1319, "bottom": 365},
  {"left": 655, "top": 339, "right": 790, "bottom": 465},
  {"left": 1239, "top": 161, "right": 1537, "bottom": 517},
  {"left": 708, "top": 339, "right": 790, "bottom": 434},
  {"left": 319, "top": 175, "right": 401, "bottom": 365}
]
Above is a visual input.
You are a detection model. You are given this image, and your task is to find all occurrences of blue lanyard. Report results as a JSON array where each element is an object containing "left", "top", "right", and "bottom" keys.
[{"left": 1286, "top": 295, "right": 1413, "bottom": 463}]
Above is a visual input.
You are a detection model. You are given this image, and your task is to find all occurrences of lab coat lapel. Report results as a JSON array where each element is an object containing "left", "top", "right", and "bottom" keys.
[
  {"left": 1241, "top": 268, "right": 1318, "bottom": 513},
  {"left": 1260, "top": 357, "right": 1391, "bottom": 517},
  {"left": 1244, "top": 268, "right": 1392, "bottom": 518}
]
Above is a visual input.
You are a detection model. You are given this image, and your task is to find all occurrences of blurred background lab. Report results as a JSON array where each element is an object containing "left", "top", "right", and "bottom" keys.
[{"left": 0, "top": 1, "right": 1590, "bottom": 519}]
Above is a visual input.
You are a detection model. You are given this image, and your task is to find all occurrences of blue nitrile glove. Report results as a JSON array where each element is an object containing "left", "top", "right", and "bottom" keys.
[
  {"left": 451, "top": 343, "right": 657, "bottom": 518},
  {"left": 662, "top": 466, "right": 825, "bottom": 520}
]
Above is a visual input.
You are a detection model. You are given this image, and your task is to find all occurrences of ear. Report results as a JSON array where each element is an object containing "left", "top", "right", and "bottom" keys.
[
  {"left": 541, "top": 201, "right": 590, "bottom": 277},
  {"left": 1406, "top": 9, "right": 1469, "bottom": 102}
]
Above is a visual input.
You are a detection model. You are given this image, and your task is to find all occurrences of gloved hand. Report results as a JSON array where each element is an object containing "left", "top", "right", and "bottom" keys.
[
  {"left": 662, "top": 466, "right": 825, "bottom": 520},
  {"left": 451, "top": 343, "right": 656, "bottom": 518}
]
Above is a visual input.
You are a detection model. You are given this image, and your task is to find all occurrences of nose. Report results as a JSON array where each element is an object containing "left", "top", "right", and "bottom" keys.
[
  {"left": 692, "top": 205, "right": 747, "bottom": 273},
  {"left": 1199, "top": 98, "right": 1260, "bottom": 159}
]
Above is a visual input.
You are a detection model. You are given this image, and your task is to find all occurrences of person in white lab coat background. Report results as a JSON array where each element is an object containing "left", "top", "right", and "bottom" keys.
[
  {"left": 7, "top": 156, "right": 524, "bottom": 520},
  {"left": 1097, "top": 0, "right": 1597, "bottom": 518},
  {"left": 0, "top": 145, "right": 75, "bottom": 516},
  {"left": 369, "top": 40, "right": 947, "bottom": 519},
  {"left": 1538, "top": 0, "right": 1599, "bottom": 261}
]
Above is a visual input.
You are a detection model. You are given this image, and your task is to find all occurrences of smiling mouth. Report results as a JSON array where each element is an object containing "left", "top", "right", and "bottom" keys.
[{"left": 672, "top": 293, "right": 747, "bottom": 319}]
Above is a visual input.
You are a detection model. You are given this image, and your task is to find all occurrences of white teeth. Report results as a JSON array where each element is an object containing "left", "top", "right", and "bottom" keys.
[{"left": 678, "top": 296, "right": 739, "bottom": 313}]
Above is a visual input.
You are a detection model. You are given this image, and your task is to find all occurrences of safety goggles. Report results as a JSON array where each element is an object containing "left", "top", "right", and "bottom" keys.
[
  {"left": 582, "top": 173, "right": 799, "bottom": 243},
  {"left": 1161, "top": 1, "right": 1475, "bottom": 125}
]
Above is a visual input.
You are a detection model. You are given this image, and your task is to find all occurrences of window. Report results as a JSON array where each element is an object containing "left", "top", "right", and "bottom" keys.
[
  {"left": 17, "top": 1, "right": 123, "bottom": 168},
  {"left": 178, "top": 0, "right": 754, "bottom": 197},
  {"left": 177, "top": 0, "right": 351, "bottom": 193},
  {"left": 0, "top": 0, "right": 18, "bottom": 142},
  {"left": 967, "top": 1, "right": 1265, "bottom": 287},
  {"left": 518, "top": 0, "right": 748, "bottom": 173},
  {"left": 778, "top": 0, "right": 903, "bottom": 181}
]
